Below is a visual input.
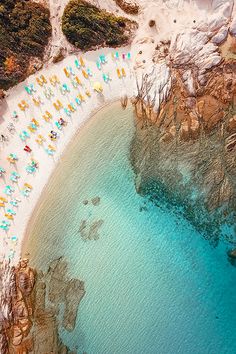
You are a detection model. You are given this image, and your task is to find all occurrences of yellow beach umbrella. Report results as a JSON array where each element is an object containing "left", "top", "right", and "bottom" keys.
[{"left": 93, "top": 82, "right": 103, "bottom": 93}]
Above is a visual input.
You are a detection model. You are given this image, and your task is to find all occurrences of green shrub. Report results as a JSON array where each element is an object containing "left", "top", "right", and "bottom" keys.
[
  {"left": 0, "top": 0, "right": 51, "bottom": 90},
  {"left": 62, "top": 0, "right": 136, "bottom": 51}
]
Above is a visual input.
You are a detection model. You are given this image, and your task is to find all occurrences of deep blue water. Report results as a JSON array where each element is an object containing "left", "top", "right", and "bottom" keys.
[{"left": 24, "top": 102, "right": 236, "bottom": 354}]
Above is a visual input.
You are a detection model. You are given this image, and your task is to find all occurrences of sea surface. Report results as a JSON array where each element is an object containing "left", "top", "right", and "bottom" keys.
[{"left": 23, "top": 102, "right": 236, "bottom": 354}]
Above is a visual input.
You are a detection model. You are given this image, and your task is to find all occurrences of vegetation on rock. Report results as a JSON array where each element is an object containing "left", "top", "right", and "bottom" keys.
[
  {"left": 62, "top": 0, "right": 137, "bottom": 51},
  {"left": 0, "top": 0, "right": 51, "bottom": 90}
]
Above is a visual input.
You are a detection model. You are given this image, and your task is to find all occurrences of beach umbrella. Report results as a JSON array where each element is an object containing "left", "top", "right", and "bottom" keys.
[{"left": 93, "top": 82, "right": 103, "bottom": 93}]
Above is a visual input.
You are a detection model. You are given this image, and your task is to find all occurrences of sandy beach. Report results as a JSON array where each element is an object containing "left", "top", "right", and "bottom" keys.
[{"left": 0, "top": 46, "right": 134, "bottom": 263}]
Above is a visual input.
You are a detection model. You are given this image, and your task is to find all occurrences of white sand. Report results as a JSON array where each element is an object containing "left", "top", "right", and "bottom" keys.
[{"left": 0, "top": 47, "right": 134, "bottom": 263}]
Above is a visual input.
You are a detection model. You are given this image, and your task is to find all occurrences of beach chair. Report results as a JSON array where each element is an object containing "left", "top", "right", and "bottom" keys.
[
  {"left": 43, "top": 89, "right": 50, "bottom": 99},
  {"left": 24, "top": 86, "right": 32, "bottom": 95},
  {"left": 121, "top": 68, "right": 126, "bottom": 77},
  {"left": 53, "top": 102, "right": 60, "bottom": 110},
  {"left": 79, "top": 56, "right": 85, "bottom": 67},
  {"left": 48, "top": 144, "right": 56, "bottom": 151},
  {"left": 0, "top": 167, "right": 5, "bottom": 177},
  {"left": 32, "top": 118, "right": 39, "bottom": 126},
  {"left": 127, "top": 52, "right": 131, "bottom": 60},
  {"left": 59, "top": 86, "right": 66, "bottom": 95},
  {"left": 0, "top": 220, "right": 10, "bottom": 231},
  {"left": 78, "top": 93, "right": 85, "bottom": 102},
  {"left": 68, "top": 104, "right": 76, "bottom": 112},
  {"left": 75, "top": 76, "right": 82, "bottom": 86},
  {"left": 33, "top": 98, "right": 40, "bottom": 107},
  {"left": 64, "top": 68, "right": 70, "bottom": 78},
  {"left": 56, "top": 100, "right": 63, "bottom": 108},
  {"left": 71, "top": 79, "right": 78, "bottom": 88},
  {"left": 45, "top": 111, "right": 52, "bottom": 118},
  {"left": 43, "top": 114, "right": 50, "bottom": 122},
  {"left": 18, "top": 103, "right": 25, "bottom": 111},
  {"left": 75, "top": 97, "right": 81, "bottom": 106},
  {"left": 68, "top": 66, "right": 75, "bottom": 76},
  {"left": 75, "top": 59, "right": 81, "bottom": 69},
  {"left": 5, "top": 213, "right": 13, "bottom": 220},
  {"left": 115, "top": 52, "right": 119, "bottom": 59},
  {"left": 49, "top": 87, "right": 54, "bottom": 96},
  {"left": 103, "top": 73, "right": 111, "bottom": 83},
  {"left": 4, "top": 185, "right": 14, "bottom": 196},
  {"left": 62, "top": 84, "right": 70, "bottom": 93},
  {"left": 12, "top": 111, "right": 18, "bottom": 120},
  {"left": 85, "top": 89, "right": 91, "bottom": 97},
  {"left": 87, "top": 68, "right": 93, "bottom": 77},
  {"left": 64, "top": 108, "right": 71, "bottom": 117},
  {"left": 99, "top": 55, "right": 107, "bottom": 64},
  {"left": 22, "top": 100, "right": 29, "bottom": 108},
  {"left": 117, "top": 68, "right": 122, "bottom": 79},
  {"left": 36, "top": 77, "right": 44, "bottom": 86},
  {"left": 30, "top": 83, "right": 36, "bottom": 92},
  {"left": 82, "top": 69, "right": 88, "bottom": 79},
  {"left": 10, "top": 199, "right": 19, "bottom": 207},
  {"left": 55, "top": 121, "right": 62, "bottom": 130},
  {"left": 96, "top": 61, "right": 101, "bottom": 70},
  {"left": 40, "top": 75, "right": 47, "bottom": 84},
  {"left": 71, "top": 102, "right": 77, "bottom": 111},
  {"left": 27, "top": 125, "right": 36, "bottom": 133},
  {"left": 0, "top": 197, "right": 7, "bottom": 203}
]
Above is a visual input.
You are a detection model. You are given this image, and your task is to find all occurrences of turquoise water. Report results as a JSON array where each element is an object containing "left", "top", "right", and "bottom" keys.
[{"left": 24, "top": 102, "right": 236, "bottom": 354}]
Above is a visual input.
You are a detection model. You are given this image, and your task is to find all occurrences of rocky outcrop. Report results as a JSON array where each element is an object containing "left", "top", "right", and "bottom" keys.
[
  {"left": 0, "top": 258, "right": 85, "bottom": 353},
  {"left": 115, "top": 0, "right": 139, "bottom": 15},
  {"left": 131, "top": 54, "right": 236, "bottom": 245}
]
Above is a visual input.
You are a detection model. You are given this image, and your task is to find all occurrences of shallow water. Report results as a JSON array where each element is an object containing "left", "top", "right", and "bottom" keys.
[{"left": 23, "top": 102, "right": 236, "bottom": 354}]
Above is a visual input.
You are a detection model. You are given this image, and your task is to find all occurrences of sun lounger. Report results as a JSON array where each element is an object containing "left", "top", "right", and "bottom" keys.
[
  {"left": 55, "top": 121, "right": 62, "bottom": 130},
  {"left": 25, "top": 86, "right": 32, "bottom": 95},
  {"left": 99, "top": 54, "right": 107, "bottom": 64},
  {"left": 75, "top": 76, "right": 82, "bottom": 86},
  {"left": 62, "top": 84, "right": 70, "bottom": 92},
  {"left": 18, "top": 103, "right": 25, "bottom": 111},
  {"left": 96, "top": 61, "right": 101, "bottom": 70},
  {"left": 45, "top": 148, "right": 54, "bottom": 156},
  {"left": 40, "top": 75, "right": 47, "bottom": 83},
  {"left": 79, "top": 56, "right": 85, "bottom": 67},
  {"left": 117, "top": 68, "right": 122, "bottom": 78},
  {"left": 64, "top": 68, "right": 70, "bottom": 78},
  {"left": 75, "top": 97, "right": 81, "bottom": 105},
  {"left": 87, "top": 68, "right": 92, "bottom": 77},
  {"left": 64, "top": 108, "right": 71, "bottom": 117},
  {"left": 75, "top": 59, "right": 81, "bottom": 69},
  {"left": 48, "top": 144, "right": 56, "bottom": 151},
  {"left": 121, "top": 68, "right": 126, "bottom": 77},
  {"left": 22, "top": 100, "right": 29, "bottom": 108},
  {"left": 0, "top": 167, "right": 5, "bottom": 177},
  {"left": 78, "top": 93, "right": 85, "bottom": 102},
  {"left": 82, "top": 69, "right": 88, "bottom": 79}
]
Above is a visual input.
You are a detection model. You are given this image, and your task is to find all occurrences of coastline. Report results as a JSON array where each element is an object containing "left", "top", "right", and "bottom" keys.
[{"left": 0, "top": 46, "right": 134, "bottom": 263}]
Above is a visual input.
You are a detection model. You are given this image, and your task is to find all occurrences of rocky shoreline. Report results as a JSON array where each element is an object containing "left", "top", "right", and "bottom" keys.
[
  {"left": 0, "top": 258, "right": 85, "bottom": 353},
  {"left": 130, "top": 36, "right": 236, "bottom": 248}
]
